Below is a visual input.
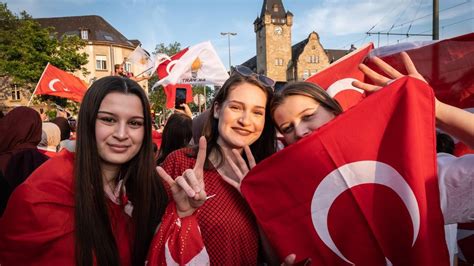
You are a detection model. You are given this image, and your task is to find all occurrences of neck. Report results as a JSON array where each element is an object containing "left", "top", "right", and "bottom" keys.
[{"left": 100, "top": 162, "right": 120, "bottom": 186}]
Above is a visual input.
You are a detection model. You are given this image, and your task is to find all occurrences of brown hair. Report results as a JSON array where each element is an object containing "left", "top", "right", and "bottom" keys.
[
  {"left": 270, "top": 81, "right": 343, "bottom": 132},
  {"left": 200, "top": 73, "right": 277, "bottom": 167},
  {"left": 74, "top": 76, "right": 167, "bottom": 265}
]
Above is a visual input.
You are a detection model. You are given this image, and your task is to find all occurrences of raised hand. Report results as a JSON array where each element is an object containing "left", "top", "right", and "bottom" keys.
[
  {"left": 352, "top": 51, "right": 427, "bottom": 92},
  {"left": 156, "top": 136, "right": 208, "bottom": 217},
  {"left": 221, "top": 145, "right": 256, "bottom": 194}
]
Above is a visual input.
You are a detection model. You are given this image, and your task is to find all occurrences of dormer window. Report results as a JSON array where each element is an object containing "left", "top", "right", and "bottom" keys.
[
  {"left": 273, "top": 4, "right": 279, "bottom": 12},
  {"left": 81, "top": 29, "right": 88, "bottom": 40}
]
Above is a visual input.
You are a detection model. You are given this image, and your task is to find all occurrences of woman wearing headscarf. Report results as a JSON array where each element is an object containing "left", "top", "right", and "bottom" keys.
[
  {"left": 0, "top": 107, "right": 49, "bottom": 216},
  {"left": 37, "top": 122, "right": 61, "bottom": 157}
]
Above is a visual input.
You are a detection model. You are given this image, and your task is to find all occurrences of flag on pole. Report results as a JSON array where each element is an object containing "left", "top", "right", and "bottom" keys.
[
  {"left": 154, "top": 41, "right": 229, "bottom": 87},
  {"left": 33, "top": 63, "right": 87, "bottom": 103},
  {"left": 241, "top": 77, "right": 449, "bottom": 265}
]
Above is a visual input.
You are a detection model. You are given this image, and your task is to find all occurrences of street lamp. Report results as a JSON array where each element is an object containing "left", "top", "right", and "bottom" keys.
[{"left": 221, "top": 32, "right": 237, "bottom": 73}]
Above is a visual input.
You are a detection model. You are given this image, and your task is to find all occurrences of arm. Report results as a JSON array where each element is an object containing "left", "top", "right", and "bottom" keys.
[{"left": 353, "top": 52, "right": 474, "bottom": 148}]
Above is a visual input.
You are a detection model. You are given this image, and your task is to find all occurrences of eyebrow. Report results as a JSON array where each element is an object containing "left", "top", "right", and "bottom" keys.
[
  {"left": 227, "top": 100, "right": 265, "bottom": 110},
  {"left": 97, "top": 111, "right": 144, "bottom": 119}
]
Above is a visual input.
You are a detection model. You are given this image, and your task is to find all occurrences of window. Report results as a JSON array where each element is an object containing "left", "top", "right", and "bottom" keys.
[
  {"left": 303, "top": 70, "right": 310, "bottom": 79},
  {"left": 11, "top": 85, "right": 21, "bottom": 101},
  {"left": 125, "top": 61, "right": 132, "bottom": 73},
  {"left": 81, "top": 29, "right": 88, "bottom": 40},
  {"left": 96, "top": 55, "right": 107, "bottom": 70},
  {"left": 275, "top": 58, "right": 283, "bottom": 66},
  {"left": 308, "top": 55, "right": 319, "bottom": 64},
  {"left": 273, "top": 4, "right": 279, "bottom": 12}
]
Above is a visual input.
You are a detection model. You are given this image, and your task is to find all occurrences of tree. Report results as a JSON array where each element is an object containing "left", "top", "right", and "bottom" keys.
[{"left": 0, "top": 3, "right": 88, "bottom": 107}]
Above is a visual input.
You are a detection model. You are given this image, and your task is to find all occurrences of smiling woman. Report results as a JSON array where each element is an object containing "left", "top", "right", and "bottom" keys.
[
  {"left": 149, "top": 67, "right": 278, "bottom": 264},
  {"left": 0, "top": 76, "right": 168, "bottom": 265}
]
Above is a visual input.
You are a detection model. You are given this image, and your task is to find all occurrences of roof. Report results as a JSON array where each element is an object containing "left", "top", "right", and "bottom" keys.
[
  {"left": 325, "top": 49, "right": 351, "bottom": 63},
  {"left": 241, "top": 56, "right": 257, "bottom": 72},
  {"left": 260, "top": 0, "right": 287, "bottom": 19},
  {"left": 35, "top": 15, "right": 136, "bottom": 48}
]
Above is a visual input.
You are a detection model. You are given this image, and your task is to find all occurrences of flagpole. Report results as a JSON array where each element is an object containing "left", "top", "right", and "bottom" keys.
[
  {"left": 135, "top": 66, "right": 154, "bottom": 77},
  {"left": 28, "top": 62, "right": 50, "bottom": 107}
]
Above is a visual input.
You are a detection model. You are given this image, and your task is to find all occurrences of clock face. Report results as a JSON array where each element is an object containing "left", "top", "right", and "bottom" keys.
[{"left": 274, "top": 26, "right": 282, "bottom": 35}]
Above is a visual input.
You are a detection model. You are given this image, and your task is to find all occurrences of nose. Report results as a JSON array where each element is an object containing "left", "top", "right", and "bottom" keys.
[
  {"left": 238, "top": 111, "right": 251, "bottom": 126},
  {"left": 113, "top": 122, "right": 128, "bottom": 140},
  {"left": 294, "top": 123, "right": 311, "bottom": 140}
]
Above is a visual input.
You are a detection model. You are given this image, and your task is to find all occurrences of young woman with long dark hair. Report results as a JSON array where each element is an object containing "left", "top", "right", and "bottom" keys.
[{"left": 0, "top": 76, "right": 168, "bottom": 265}]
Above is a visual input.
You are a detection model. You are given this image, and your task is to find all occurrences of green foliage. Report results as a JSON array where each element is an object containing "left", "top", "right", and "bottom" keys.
[{"left": 0, "top": 2, "right": 88, "bottom": 106}]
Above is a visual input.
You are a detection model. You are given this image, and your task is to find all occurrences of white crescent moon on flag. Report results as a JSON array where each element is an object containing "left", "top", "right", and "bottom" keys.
[
  {"left": 311, "top": 160, "right": 420, "bottom": 265},
  {"left": 166, "top": 60, "right": 178, "bottom": 75},
  {"left": 164, "top": 238, "right": 210, "bottom": 265},
  {"left": 48, "top": 79, "right": 60, "bottom": 92},
  {"left": 326, "top": 78, "right": 364, "bottom": 98}
]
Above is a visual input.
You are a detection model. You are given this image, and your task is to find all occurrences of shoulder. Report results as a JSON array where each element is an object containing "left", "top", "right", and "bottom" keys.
[{"left": 161, "top": 148, "right": 196, "bottom": 177}]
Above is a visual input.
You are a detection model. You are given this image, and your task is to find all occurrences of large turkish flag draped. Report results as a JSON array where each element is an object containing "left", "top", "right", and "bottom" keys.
[
  {"left": 241, "top": 77, "right": 449, "bottom": 265},
  {"left": 34, "top": 63, "right": 88, "bottom": 102},
  {"left": 368, "top": 32, "right": 474, "bottom": 109}
]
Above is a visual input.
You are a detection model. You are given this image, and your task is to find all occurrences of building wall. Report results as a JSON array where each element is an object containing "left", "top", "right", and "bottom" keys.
[
  {"left": 295, "top": 32, "right": 329, "bottom": 81},
  {"left": 256, "top": 13, "right": 293, "bottom": 82}
]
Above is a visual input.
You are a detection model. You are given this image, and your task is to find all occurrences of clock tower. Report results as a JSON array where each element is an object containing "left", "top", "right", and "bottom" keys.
[{"left": 254, "top": 0, "right": 293, "bottom": 82}]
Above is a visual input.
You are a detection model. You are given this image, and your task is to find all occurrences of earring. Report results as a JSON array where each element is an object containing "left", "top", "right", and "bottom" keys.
[{"left": 213, "top": 112, "right": 219, "bottom": 119}]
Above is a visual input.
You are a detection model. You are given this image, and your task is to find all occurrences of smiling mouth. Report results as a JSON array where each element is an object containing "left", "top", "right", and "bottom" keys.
[
  {"left": 108, "top": 144, "right": 129, "bottom": 152},
  {"left": 232, "top": 127, "right": 253, "bottom": 136}
]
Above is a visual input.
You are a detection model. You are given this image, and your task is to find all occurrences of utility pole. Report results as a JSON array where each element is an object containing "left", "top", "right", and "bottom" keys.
[{"left": 433, "top": 0, "right": 439, "bottom": 40}]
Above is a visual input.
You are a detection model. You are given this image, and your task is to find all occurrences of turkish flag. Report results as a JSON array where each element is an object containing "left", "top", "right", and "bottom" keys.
[
  {"left": 163, "top": 84, "right": 193, "bottom": 109},
  {"left": 34, "top": 63, "right": 88, "bottom": 102},
  {"left": 147, "top": 204, "right": 210, "bottom": 265},
  {"left": 306, "top": 43, "right": 373, "bottom": 111},
  {"left": 368, "top": 33, "right": 474, "bottom": 109},
  {"left": 156, "top": 48, "right": 189, "bottom": 80},
  {"left": 241, "top": 77, "right": 449, "bottom": 265}
]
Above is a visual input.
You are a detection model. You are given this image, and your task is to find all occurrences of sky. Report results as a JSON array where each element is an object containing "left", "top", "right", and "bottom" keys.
[{"left": 6, "top": 0, "right": 474, "bottom": 71}]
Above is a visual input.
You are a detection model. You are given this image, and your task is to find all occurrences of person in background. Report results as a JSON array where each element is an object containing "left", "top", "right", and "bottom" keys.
[
  {"left": 114, "top": 63, "right": 150, "bottom": 83},
  {"left": 0, "top": 106, "right": 49, "bottom": 217},
  {"left": 51, "top": 117, "right": 73, "bottom": 151},
  {"left": 436, "top": 132, "right": 455, "bottom": 155},
  {"left": 156, "top": 113, "right": 193, "bottom": 165},
  {"left": 37, "top": 122, "right": 61, "bottom": 157},
  {"left": 0, "top": 76, "right": 168, "bottom": 265}
]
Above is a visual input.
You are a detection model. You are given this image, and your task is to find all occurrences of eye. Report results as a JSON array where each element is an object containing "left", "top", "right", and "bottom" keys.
[
  {"left": 280, "top": 125, "right": 294, "bottom": 134},
  {"left": 302, "top": 112, "right": 316, "bottom": 121},
  {"left": 129, "top": 120, "right": 144, "bottom": 128},
  {"left": 229, "top": 105, "right": 242, "bottom": 111},
  {"left": 98, "top": 116, "right": 115, "bottom": 124},
  {"left": 253, "top": 110, "right": 264, "bottom": 116}
]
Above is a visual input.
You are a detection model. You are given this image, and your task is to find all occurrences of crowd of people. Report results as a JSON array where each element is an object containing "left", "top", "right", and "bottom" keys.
[{"left": 0, "top": 52, "right": 472, "bottom": 265}]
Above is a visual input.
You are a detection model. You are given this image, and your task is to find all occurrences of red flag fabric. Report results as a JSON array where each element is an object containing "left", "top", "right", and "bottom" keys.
[
  {"left": 157, "top": 48, "right": 189, "bottom": 80},
  {"left": 163, "top": 84, "right": 193, "bottom": 109},
  {"left": 368, "top": 32, "right": 474, "bottom": 109},
  {"left": 241, "top": 77, "right": 449, "bottom": 265},
  {"left": 34, "top": 63, "right": 87, "bottom": 102},
  {"left": 306, "top": 43, "right": 373, "bottom": 111}
]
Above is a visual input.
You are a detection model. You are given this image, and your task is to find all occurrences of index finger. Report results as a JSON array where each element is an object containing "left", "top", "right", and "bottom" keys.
[
  {"left": 193, "top": 136, "right": 207, "bottom": 175},
  {"left": 400, "top": 52, "right": 418, "bottom": 75}
]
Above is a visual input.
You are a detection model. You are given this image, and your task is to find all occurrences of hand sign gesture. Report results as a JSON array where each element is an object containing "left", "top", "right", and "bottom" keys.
[
  {"left": 221, "top": 145, "right": 256, "bottom": 194},
  {"left": 156, "top": 136, "right": 208, "bottom": 217}
]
